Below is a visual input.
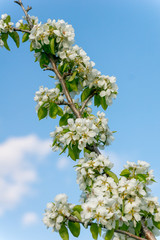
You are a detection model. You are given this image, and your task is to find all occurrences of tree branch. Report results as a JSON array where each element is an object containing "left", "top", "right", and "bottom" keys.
[
  {"left": 67, "top": 216, "right": 146, "bottom": 240},
  {"left": 80, "top": 90, "right": 96, "bottom": 114},
  {"left": 48, "top": 55, "right": 82, "bottom": 118},
  {"left": 13, "top": 27, "right": 30, "bottom": 34},
  {"left": 14, "top": 0, "right": 33, "bottom": 29},
  {"left": 141, "top": 220, "right": 156, "bottom": 240}
]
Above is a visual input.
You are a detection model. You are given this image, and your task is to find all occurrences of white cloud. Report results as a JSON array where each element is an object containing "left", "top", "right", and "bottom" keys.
[
  {"left": 22, "top": 212, "right": 39, "bottom": 226},
  {"left": 57, "top": 156, "right": 70, "bottom": 170},
  {"left": 0, "top": 135, "right": 51, "bottom": 216}
]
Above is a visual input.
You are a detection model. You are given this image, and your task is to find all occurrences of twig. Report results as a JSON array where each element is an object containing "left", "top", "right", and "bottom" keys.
[
  {"left": 141, "top": 220, "right": 156, "bottom": 240},
  {"left": 13, "top": 27, "right": 30, "bottom": 34},
  {"left": 43, "top": 66, "right": 54, "bottom": 72},
  {"left": 48, "top": 55, "right": 82, "bottom": 118},
  {"left": 14, "top": 0, "right": 33, "bottom": 29},
  {"left": 67, "top": 216, "right": 146, "bottom": 240},
  {"left": 55, "top": 101, "right": 70, "bottom": 106},
  {"left": 80, "top": 90, "right": 96, "bottom": 114}
]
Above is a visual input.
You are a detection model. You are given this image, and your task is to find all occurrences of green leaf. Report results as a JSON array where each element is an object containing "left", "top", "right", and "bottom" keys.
[
  {"left": 90, "top": 223, "right": 99, "bottom": 240},
  {"left": 60, "top": 145, "right": 68, "bottom": 155},
  {"left": 105, "top": 229, "right": 114, "bottom": 240},
  {"left": 120, "top": 169, "right": 131, "bottom": 178},
  {"left": 68, "top": 145, "right": 81, "bottom": 161},
  {"left": 120, "top": 223, "right": 129, "bottom": 231},
  {"left": 38, "top": 106, "right": 48, "bottom": 120},
  {"left": 105, "top": 169, "right": 119, "bottom": 183},
  {"left": 1, "top": 33, "right": 10, "bottom": 51},
  {"left": 49, "top": 102, "right": 58, "bottom": 118},
  {"left": 30, "top": 42, "right": 34, "bottom": 51},
  {"left": 72, "top": 211, "right": 82, "bottom": 221},
  {"left": 57, "top": 106, "right": 63, "bottom": 116},
  {"left": 69, "top": 79, "right": 78, "bottom": 91},
  {"left": 50, "top": 38, "right": 55, "bottom": 55},
  {"left": 73, "top": 205, "right": 83, "bottom": 213},
  {"left": 40, "top": 53, "right": 50, "bottom": 68},
  {"left": 136, "top": 174, "right": 147, "bottom": 183},
  {"left": 63, "top": 63, "right": 69, "bottom": 73},
  {"left": 9, "top": 32, "right": 20, "bottom": 48},
  {"left": 68, "top": 221, "right": 80, "bottom": 238},
  {"left": 4, "top": 15, "right": 11, "bottom": 24},
  {"left": 81, "top": 87, "right": 92, "bottom": 102},
  {"left": 100, "top": 96, "right": 108, "bottom": 110},
  {"left": 135, "top": 221, "right": 141, "bottom": 236},
  {"left": 94, "top": 95, "right": 101, "bottom": 107},
  {"left": 98, "top": 226, "right": 102, "bottom": 236},
  {"left": 68, "top": 71, "right": 77, "bottom": 82},
  {"left": 22, "top": 32, "right": 29, "bottom": 43},
  {"left": 59, "top": 113, "right": 72, "bottom": 126},
  {"left": 59, "top": 224, "right": 69, "bottom": 240},
  {"left": 153, "top": 219, "right": 160, "bottom": 229}
]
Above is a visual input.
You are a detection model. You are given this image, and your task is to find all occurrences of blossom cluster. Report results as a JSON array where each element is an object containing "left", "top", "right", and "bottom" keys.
[
  {"left": 43, "top": 193, "right": 74, "bottom": 232},
  {"left": 50, "top": 111, "right": 114, "bottom": 152},
  {"left": 0, "top": 14, "right": 13, "bottom": 47},
  {"left": 34, "top": 86, "right": 64, "bottom": 111}
]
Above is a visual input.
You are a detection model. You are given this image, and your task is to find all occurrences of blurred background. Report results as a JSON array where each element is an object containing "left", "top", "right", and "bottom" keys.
[{"left": 0, "top": 0, "right": 160, "bottom": 239}]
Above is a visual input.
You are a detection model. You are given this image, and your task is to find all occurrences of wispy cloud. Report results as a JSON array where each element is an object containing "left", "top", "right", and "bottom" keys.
[
  {"left": 57, "top": 156, "right": 70, "bottom": 170},
  {"left": 22, "top": 212, "right": 39, "bottom": 226},
  {"left": 0, "top": 135, "right": 51, "bottom": 216}
]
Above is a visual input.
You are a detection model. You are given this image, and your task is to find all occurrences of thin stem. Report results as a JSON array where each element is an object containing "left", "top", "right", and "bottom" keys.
[
  {"left": 49, "top": 56, "right": 82, "bottom": 118},
  {"left": 14, "top": 0, "right": 33, "bottom": 29},
  {"left": 80, "top": 90, "right": 96, "bottom": 114}
]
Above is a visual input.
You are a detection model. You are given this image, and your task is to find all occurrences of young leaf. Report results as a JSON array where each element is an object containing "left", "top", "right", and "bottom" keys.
[
  {"left": 100, "top": 96, "right": 108, "bottom": 110},
  {"left": 49, "top": 102, "right": 58, "bottom": 118},
  {"left": 50, "top": 38, "right": 55, "bottom": 55},
  {"left": 81, "top": 87, "right": 92, "bottom": 102},
  {"left": 72, "top": 211, "right": 82, "bottom": 221},
  {"left": 38, "top": 106, "right": 48, "bottom": 120},
  {"left": 40, "top": 53, "right": 50, "bottom": 68},
  {"left": 59, "top": 224, "right": 69, "bottom": 240},
  {"left": 98, "top": 226, "right": 102, "bottom": 236},
  {"left": 30, "top": 42, "right": 34, "bottom": 51},
  {"left": 9, "top": 32, "right": 20, "bottom": 48},
  {"left": 153, "top": 219, "right": 160, "bottom": 229},
  {"left": 68, "top": 221, "right": 80, "bottom": 238},
  {"left": 22, "top": 32, "right": 29, "bottom": 43},
  {"left": 59, "top": 113, "right": 72, "bottom": 126},
  {"left": 120, "top": 169, "right": 131, "bottom": 178},
  {"left": 94, "top": 95, "right": 101, "bottom": 107},
  {"left": 90, "top": 223, "right": 99, "bottom": 240},
  {"left": 105, "top": 169, "right": 119, "bottom": 183},
  {"left": 1, "top": 33, "right": 10, "bottom": 51},
  {"left": 68, "top": 144, "right": 81, "bottom": 161},
  {"left": 105, "top": 229, "right": 114, "bottom": 240},
  {"left": 73, "top": 205, "right": 83, "bottom": 213},
  {"left": 69, "top": 79, "right": 78, "bottom": 91},
  {"left": 135, "top": 221, "right": 141, "bottom": 236},
  {"left": 57, "top": 106, "right": 63, "bottom": 116},
  {"left": 136, "top": 174, "right": 147, "bottom": 183},
  {"left": 68, "top": 71, "right": 77, "bottom": 82},
  {"left": 4, "top": 15, "right": 11, "bottom": 24}
]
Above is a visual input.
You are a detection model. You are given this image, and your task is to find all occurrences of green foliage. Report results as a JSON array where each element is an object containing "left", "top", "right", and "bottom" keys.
[
  {"left": 59, "top": 224, "right": 69, "bottom": 240},
  {"left": 135, "top": 221, "right": 141, "bottom": 236},
  {"left": 153, "top": 219, "right": 160, "bottom": 229},
  {"left": 72, "top": 211, "right": 82, "bottom": 221},
  {"left": 40, "top": 53, "right": 50, "bottom": 68},
  {"left": 94, "top": 95, "right": 108, "bottom": 110},
  {"left": 59, "top": 113, "right": 73, "bottom": 126},
  {"left": 1, "top": 33, "right": 10, "bottom": 51},
  {"left": 68, "top": 144, "right": 81, "bottom": 161},
  {"left": 50, "top": 38, "right": 55, "bottom": 55},
  {"left": 68, "top": 221, "right": 80, "bottom": 237},
  {"left": 4, "top": 15, "right": 11, "bottom": 24},
  {"left": 90, "top": 223, "right": 99, "bottom": 240},
  {"left": 38, "top": 106, "right": 48, "bottom": 120},
  {"left": 68, "top": 71, "right": 77, "bottom": 82},
  {"left": 9, "top": 32, "right": 20, "bottom": 48},
  {"left": 136, "top": 174, "right": 147, "bottom": 183},
  {"left": 49, "top": 102, "right": 58, "bottom": 118},
  {"left": 104, "top": 169, "right": 119, "bottom": 183},
  {"left": 22, "top": 32, "right": 29, "bottom": 43},
  {"left": 120, "top": 169, "right": 131, "bottom": 178},
  {"left": 73, "top": 205, "right": 83, "bottom": 213},
  {"left": 30, "top": 42, "right": 34, "bottom": 51},
  {"left": 81, "top": 87, "right": 92, "bottom": 102},
  {"left": 105, "top": 229, "right": 114, "bottom": 240}
]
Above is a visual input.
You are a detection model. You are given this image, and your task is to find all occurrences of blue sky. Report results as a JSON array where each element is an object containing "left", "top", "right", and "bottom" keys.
[{"left": 0, "top": 0, "right": 160, "bottom": 240}]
